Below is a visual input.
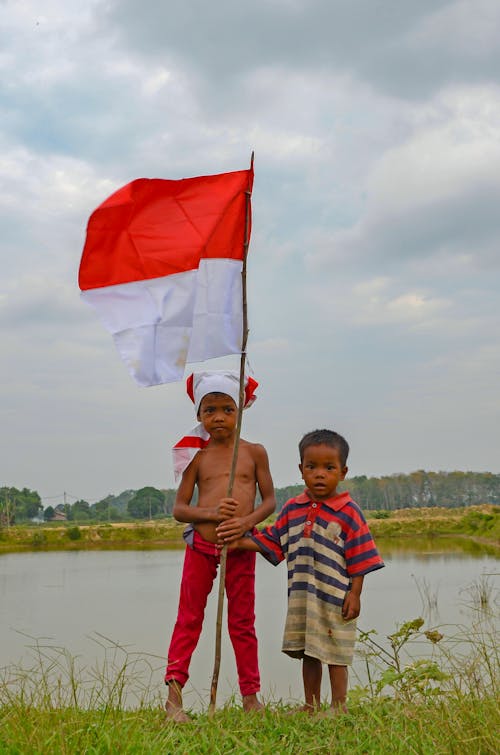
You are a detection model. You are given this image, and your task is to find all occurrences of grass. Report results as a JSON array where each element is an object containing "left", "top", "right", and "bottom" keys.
[
  {"left": 0, "top": 519, "right": 186, "bottom": 553},
  {"left": 411, "top": 575, "right": 439, "bottom": 615},
  {"left": 1, "top": 697, "right": 498, "bottom": 754},
  {"left": 1, "top": 616, "right": 498, "bottom": 754},
  {"left": 460, "top": 573, "right": 498, "bottom": 610},
  {"left": 368, "top": 504, "right": 500, "bottom": 544}
]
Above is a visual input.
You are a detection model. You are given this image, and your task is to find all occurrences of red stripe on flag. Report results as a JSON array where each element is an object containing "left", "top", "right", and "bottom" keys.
[{"left": 79, "top": 169, "right": 253, "bottom": 290}]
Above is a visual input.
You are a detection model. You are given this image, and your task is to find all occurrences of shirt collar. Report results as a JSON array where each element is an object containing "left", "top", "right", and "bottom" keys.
[{"left": 295, "top": 489, "right": 351, "bottom": 511}]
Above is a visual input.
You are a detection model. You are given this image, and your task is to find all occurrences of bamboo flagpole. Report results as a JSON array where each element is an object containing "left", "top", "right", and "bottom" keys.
[{"left": 208, "top": 152, "right": 254, "bottom": 715}]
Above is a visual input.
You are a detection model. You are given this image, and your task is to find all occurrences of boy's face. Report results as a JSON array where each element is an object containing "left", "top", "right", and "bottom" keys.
[
  {"left": 198, "top": 392, "right": 238, "bottom": 439},
  {"left": 299, "top": 443, "right": 347, "bottom": 500}
]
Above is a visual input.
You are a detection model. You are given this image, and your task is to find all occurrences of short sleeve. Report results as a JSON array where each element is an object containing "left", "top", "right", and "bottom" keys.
[
  {"left": 250, "top": 523, "right": 285, "bottom": 566},
  {"left": 344, "top": 508, "right": 384, "bottom": 577}
]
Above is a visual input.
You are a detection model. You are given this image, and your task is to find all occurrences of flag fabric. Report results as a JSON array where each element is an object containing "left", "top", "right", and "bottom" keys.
[
  {"left": 172, "top": 371, "right": 258, "bottom": 481},
  {"left": 78, "top": 167, "right": 253, "bottom": 386}
]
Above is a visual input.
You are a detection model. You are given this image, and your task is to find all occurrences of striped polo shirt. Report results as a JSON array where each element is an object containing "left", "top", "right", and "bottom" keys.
[
  {"left": 251, "top": 490, "right": 384, "bottom": 664},
  {"left": 251, "top": 490, "right": 384, "bottom": 605}
]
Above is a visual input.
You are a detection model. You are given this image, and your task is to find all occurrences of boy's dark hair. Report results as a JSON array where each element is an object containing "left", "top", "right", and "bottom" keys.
[{"left": 299, "top": 429, "right": 350, "bottom": 467}]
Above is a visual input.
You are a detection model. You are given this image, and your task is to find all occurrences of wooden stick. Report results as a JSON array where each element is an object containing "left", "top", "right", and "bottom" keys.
[{"left": 209, "top": 153, "right": 253, "bottom": 715}]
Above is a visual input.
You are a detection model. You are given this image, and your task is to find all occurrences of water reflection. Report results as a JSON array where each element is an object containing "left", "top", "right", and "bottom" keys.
[{"left": 377, "top": 535, "right": 499, "bottom": 558}]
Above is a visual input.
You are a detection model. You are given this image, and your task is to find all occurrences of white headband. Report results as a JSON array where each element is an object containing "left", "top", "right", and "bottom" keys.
[
  {"left": 189, "top": 370, "right": 256, "bottom": 415},
  {"left": 172, "top": 370, "right": 258, "bottom": 481}
]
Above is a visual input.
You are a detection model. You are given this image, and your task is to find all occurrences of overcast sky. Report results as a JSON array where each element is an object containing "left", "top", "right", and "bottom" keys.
[{"left": 1, "top": 0, "right": 499, "bottom": 506}]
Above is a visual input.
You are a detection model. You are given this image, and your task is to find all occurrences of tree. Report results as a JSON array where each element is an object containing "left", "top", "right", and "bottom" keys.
[
  {"left": 0, "top": 487, "right": 42, "bottom": 523},
  {"left": 127, "top": 487, "right": 165, "bottom": 519},
  {"left": 162, "top": 489, "right": 177, "bottom": 516},
  {"left": 43, "top": 505, "right": 55, "bottom": 521},
  {"left": 70, "top": 499, "right": 91, "bottom": 521},
  {"left": 91, "top": 490, "right": 135, "bottom": 520}
]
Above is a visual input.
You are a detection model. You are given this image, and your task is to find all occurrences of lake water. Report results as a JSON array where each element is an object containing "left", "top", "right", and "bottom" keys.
[{"left": 0, "top": 539, "right": 498, "bottom": 709}]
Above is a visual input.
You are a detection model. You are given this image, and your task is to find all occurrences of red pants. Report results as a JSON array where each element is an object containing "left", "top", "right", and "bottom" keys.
[{"left": 165, "top": 531, "right": 260, "bottom": 696}]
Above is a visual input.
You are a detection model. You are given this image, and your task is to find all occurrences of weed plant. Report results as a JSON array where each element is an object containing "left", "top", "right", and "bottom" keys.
[
  {"left": 411, "top": 575, "right": 439, "bottom": 616},
  {"left": 1, "top": 614, "right": 498, "bottom": 754},
  {"left": 460, "top": 572, "right": 498, "bottom": 610}
]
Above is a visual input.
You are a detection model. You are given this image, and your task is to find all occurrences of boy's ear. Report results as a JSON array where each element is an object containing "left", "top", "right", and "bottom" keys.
[
  {"left": 298, "top": 463, "right": 304, "bottom": 478},
  {"left": 341, "top": 466, "right": 348, "bottom": 480}
]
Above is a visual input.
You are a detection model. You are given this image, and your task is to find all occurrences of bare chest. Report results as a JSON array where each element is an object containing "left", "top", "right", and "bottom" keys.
[{"left": 197, "top": 446, "right": 256, "bottom": 491}]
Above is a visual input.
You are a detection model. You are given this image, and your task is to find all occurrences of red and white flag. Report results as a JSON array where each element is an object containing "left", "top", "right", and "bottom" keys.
[{"left": 78, "top": 167, "right": 253, "bottom": 386}]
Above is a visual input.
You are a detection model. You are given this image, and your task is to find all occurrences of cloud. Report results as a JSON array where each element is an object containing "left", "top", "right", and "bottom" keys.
[
  {"left": 1, "top": 0, "right": 499, "bottom": 499},
  {"left": 0, "top": 145, "right": 117, "bottom": 285},
  {"left": 100, "top": 0, "right": 500, "bottom": 100},
  {"left": 0, "top": 277, "right": 86, "bottom": 329},
  {"left": 348, "top": 278, "right": 451, "bottom": 327},
  {"left": 309, "top": 85, "right": 500, "bottom": 273}
]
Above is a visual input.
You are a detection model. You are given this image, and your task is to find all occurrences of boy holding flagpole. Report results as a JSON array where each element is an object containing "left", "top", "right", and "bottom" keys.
[{"left": 165, "top": 370, "right": 276, "bottom": 721}]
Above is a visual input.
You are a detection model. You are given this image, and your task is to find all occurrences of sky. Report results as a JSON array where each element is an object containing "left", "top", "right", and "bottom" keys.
[{"left": 1, "top": 0, "right": 499, "bottom": 507}]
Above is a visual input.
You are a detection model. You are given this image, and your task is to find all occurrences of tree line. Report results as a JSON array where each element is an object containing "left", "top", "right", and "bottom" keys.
[
  {"left": 1, "top": 471, "right": 499, "bottom": 524},
  {"left": 276, "top": 471, "right": 500, "bottom": 511},
  {"left": 342, "top": 470, "right": 500, "bottom": 510}
]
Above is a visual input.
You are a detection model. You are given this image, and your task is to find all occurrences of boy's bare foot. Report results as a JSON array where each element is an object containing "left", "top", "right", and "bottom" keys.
[
  {"left": 285, "top": 704, "right": 315, "bottom": 716},
  {"left": 164, "top": 700, "right": 191, "bottom": 723},
  {"left": 242, "top": 693, "right": 264, "bottom": 712},
  {"left": 316, "top": 704, "right": 348, "bottom": 718},
  {"left": 164, "top": 680, "right": 191, "bottom": 723}
]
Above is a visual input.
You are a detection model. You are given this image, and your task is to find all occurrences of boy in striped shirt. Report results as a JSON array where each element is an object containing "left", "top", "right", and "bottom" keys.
[{"left": 217, "top": 428, "right": 384, "bottom": 715}]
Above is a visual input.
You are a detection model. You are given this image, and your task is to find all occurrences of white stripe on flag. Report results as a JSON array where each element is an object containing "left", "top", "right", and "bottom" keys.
[{"left": 81, "top": 259, "right": 243, "bottom": 386}]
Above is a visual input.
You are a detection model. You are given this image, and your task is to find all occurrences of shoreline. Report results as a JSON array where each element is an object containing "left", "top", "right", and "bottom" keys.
[{"left": 0, "top": 504, "right": 498, "bottom": 555}]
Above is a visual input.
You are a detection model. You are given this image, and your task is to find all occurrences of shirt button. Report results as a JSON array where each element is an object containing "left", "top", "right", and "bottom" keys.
[
  {"left": 312, "top": 503, "right": 317, "bottom": 508},
  {"left": 306, "top": 520, "right": 311, "bottom": 526}
]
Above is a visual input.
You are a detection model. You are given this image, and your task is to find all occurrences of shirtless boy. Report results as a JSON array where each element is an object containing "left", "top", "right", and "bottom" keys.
[{"left": 165, "top": 371, "right": 275, "bottom": 721}]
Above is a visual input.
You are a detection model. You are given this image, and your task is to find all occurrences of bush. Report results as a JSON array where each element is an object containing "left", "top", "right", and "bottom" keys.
[
  {"left": 31, "top": 531, "right": 47, "bottom": 547},
  {"left": 67, "top": 526, "right": 82, "bottom": 541},
  {"left": 462, "top": 510, "right": 495, "bottom": 533}
]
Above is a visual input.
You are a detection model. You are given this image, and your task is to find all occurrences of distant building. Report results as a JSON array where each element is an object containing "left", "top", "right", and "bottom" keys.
[
  {"left": 53, "top": 505, "right": 68, "bottom": 521},
  {"left": 53, "top": 511, "right": 67, "bottom": 521}
]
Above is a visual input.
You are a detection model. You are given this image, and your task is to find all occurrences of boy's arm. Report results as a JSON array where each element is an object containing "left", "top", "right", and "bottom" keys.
[
  {"left": 342, "top": 575, "right": 364, "bottom": 620},
  {"left": 172, "top": 455, "right": 236, "bottom": 524},
  {"left": 219, "top": 528, "right": 285, "bottom": 566},
  {"left": 226, "top": 535, "right": 265, "bottom": 552},
  {"left": 216, "top": 444, "right": 275, "bottom": 541}
]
